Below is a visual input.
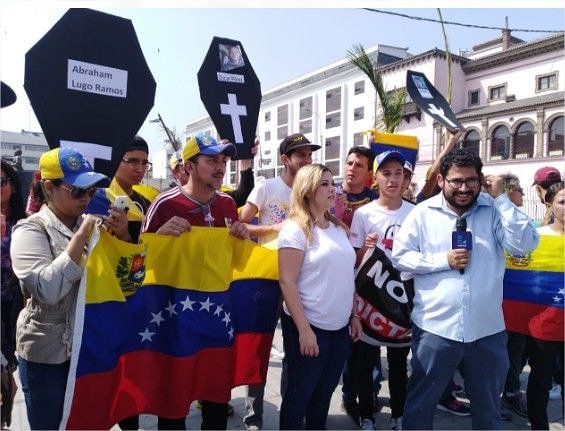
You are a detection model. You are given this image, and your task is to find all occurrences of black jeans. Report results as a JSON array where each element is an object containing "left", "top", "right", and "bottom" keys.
[
  {"left": 525, "top": 336, "right": 562, "bottom": 430},
  {"left": 352, "top": 341, "right": 409, "bottom": 419},
  {"left": 351, "top": 340, "right": 382, "bottom": 419},
  {"left": 119, "top": 415, "right": 187, "bottom": 430},
  {"left": 155, "top": 402, "right": 227, "bottom": 430},
  {"left": 504, "top": 331, "right": 526, "bottom": 394},
  {"left": 118, "top": 402, "right": 227, "bottom": 430},
  {"left": 386, "top": 346, "right": 410, "bottom": 419}
]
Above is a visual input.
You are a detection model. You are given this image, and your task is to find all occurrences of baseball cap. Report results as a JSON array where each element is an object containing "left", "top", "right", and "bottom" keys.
[
  {"left": 182, "top": 133, "right": 236, "bottom": 162},
  {"left": 39, "top": 147, "right": 109, "bottom": 188},
  {"left": 403, "top": 160, "right": 414, "bottom": 174},
  {"left": 279, "top": 133, "right": 321, "bottom": 156},
  {"left": 373, "top": 150, "right": 406, "bottom": 173},
  {"left": 169, "top": 150, "right": 183, "bottom": 170},
  {"left": 532, "top": 166, "right": 561, "bottom": 186}
]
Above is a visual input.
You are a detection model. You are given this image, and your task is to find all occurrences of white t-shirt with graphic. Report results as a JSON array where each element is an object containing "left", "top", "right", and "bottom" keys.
[
  {"left": 278, "top": 219, "right": 356, "bottom": 330},
  {"left": 246, "top": 176, "right": 292, "bottom": 247},
  {"left": 350, "top": 200, "right": 415, "bottom": 252}
]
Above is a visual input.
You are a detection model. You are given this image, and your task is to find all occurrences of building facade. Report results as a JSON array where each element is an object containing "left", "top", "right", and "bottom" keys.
[
  {"left": 0, "top": 130, "right": 49, "bottom": 172},
  {"left": 185, "top": 32, "right": 562, "bottom": 221}
]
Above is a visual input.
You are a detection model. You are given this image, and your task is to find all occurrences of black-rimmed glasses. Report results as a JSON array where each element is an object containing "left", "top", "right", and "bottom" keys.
[
  {"left": 122, "top": 158, "right": 152, "bottom": 171},
  {"left": 444, "top": 177, "right": 480, "bottom": 189}
]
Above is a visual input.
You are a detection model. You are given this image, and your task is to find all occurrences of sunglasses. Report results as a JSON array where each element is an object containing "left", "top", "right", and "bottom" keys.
[
  {"left": 0, "top": 176, "right": 11, "bottom": 187},
  {"left": 59, "top": 184, "right": 97, "bottom": 199}
]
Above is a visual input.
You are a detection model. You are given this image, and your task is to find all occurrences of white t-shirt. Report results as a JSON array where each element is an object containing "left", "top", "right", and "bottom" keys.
[
  {"left": 278, "top": 219, "right": 356, "bottom": 330},
  {"left": 350, "top": 200, "right": 415, "bottom": 252},
  {"left": 246, "top": 176, "right": 291, "bottom": 247}
]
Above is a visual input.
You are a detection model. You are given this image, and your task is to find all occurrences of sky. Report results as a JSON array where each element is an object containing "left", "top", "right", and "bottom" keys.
[{"left": 1, "top": 1, "right": 564, "bottom": 155}]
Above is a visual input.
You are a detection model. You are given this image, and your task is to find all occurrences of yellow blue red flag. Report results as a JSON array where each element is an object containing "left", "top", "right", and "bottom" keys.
[
  {"left": 369, "top": 130, "right": 419, "bottom": 170},
  {"left": 503, "top": 235, "right": 564, "bottom": 342},
  {"left": 61, "top": 228, "right": 280, "bottom": 429}
]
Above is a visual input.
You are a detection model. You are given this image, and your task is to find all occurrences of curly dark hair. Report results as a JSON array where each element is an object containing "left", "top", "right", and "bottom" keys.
[
  {"left": 439, "top": 148, "right": 483, "bottom": 178},
  {"left": 1, "top": 160, "right": 26, "bottom": 224}
]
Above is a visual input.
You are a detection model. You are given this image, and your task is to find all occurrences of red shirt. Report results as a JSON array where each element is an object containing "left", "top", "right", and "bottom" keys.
[{"left": 142, "top": 186, "right": 238, "bottom": 233}]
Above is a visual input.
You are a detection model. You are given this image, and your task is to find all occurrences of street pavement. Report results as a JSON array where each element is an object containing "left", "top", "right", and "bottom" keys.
[{"left": 8, "top": 323, "right": 565, "bottom": 430}]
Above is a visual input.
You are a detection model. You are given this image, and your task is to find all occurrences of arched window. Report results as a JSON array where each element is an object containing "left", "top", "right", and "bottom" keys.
[
  {"left": 513, "top": 121, "right": 534, "bottom": 159},
  {"left": 461, "top": 130, "right": 480, "bottom": 157},
  {"left": 491, "top": 125, "right": 510, "bottom": 160},
  {"left": 548, "top": 116, "right": 564, "bottom": 156}
]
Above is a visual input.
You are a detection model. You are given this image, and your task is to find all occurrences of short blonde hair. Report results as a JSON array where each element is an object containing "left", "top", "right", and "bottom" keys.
[{"left": 288, "top": 164, "right": 346, "bottom": 242}]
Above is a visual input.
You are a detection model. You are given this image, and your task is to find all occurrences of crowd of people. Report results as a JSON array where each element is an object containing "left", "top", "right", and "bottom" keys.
[{"left": 1, "top": 128, "right": 563, "bottom": 431}]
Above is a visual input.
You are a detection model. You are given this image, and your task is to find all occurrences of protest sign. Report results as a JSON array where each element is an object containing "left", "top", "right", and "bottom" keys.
[
  {"left": 24, "top": 8, "right": 156, "bottom": 177},
  {"left": 406, "top": 70, "right": 464, "bottom": 132},
  {"left": 198, "top": 37, "right": 261, "bottom": 160}
]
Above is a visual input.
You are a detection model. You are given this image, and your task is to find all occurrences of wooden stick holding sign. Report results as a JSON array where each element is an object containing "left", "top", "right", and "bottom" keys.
[
  {"left": 197, "top": 37, "right": 262, "bottom": 160},
  {"left": 406, "top": 70, "right": 464, "bottom": 133}
]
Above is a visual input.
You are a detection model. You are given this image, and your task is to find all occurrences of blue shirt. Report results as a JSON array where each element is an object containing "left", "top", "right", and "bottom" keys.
[{"left": 391, "top": 192, "right": 539, "bottom": 342}]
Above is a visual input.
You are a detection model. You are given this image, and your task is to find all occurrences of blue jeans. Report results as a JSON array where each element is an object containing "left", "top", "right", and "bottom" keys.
[
  {"left": 403, "top": 325, "right": 508, "bottom": 430},
  {"left": 18, "top": 357, "right": 70, "bottom": 430},
  {"left": 279, "top": 313, "right": 349, "bottom": 430}
]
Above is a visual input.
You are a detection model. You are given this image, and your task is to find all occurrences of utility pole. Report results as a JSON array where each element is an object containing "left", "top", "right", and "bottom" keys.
[{"left": 150, "top": 113, "right": 181, "bottom": 151}]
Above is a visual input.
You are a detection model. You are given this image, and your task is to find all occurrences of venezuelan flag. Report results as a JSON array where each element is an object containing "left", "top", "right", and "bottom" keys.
[
  {"left": 503, "top": 235, "right": 564, "bottom": 342},
  {"left": 369, "top": 130, "right": 419, "bottom": 169},
  {"left": 61, "top": 228, "right": 280, "bottom": 429}
]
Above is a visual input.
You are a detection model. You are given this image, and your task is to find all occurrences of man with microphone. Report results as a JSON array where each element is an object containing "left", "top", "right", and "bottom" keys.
[{"left": 392, "top": 149, "right": 539, "bottom": 430}]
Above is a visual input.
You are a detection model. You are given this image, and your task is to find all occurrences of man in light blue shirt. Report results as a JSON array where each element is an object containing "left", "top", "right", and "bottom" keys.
[{"left": 392, "top": 149, "right": 539, "bottom": 430}]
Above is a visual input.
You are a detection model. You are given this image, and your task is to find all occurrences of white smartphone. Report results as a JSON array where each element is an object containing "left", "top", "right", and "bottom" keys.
[{"left": 114, "top": 195, "right": 129, "bottom": 210}]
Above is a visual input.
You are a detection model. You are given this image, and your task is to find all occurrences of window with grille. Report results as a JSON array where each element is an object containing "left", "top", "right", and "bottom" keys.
[
  {"left": 326, "top": 87, "right": 341, "bottom": 112},
  {"left": 537, "top": 73, "right": 558, "bottom": 92},
  {"left": 489, "top": 85, "right": 506, "bottom": 101}
]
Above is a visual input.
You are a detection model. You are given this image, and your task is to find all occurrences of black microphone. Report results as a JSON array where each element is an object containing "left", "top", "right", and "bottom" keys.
[{"left": 452, "top": 216, "right": 472, "bottom": 274}]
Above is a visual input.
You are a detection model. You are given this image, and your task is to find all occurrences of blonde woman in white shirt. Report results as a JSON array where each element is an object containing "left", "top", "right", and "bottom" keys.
[{"left": 278, "top": 163, "right": 362, "bottom": 429}]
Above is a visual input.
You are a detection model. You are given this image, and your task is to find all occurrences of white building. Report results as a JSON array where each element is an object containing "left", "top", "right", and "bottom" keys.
[
  {"left": 0, "top": 129, "right": 49, "bottom": 171},
  {"left": 186, "top": 31, "right": 563, "bottom": 219}
]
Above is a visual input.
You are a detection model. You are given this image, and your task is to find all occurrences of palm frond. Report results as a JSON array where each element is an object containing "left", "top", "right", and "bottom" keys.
[{"left": 152, "top": 113, "right": 182, "bottom": 151}]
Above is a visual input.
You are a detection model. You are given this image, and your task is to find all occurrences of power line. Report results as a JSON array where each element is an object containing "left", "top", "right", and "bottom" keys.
[{"left": 363, "top": 9, "right": 564, "bottom": 34}]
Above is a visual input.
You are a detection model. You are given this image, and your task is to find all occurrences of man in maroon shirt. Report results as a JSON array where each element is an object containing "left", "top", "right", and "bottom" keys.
[{"left": 142, "top": 133, "right": 248, "bottom": 430}]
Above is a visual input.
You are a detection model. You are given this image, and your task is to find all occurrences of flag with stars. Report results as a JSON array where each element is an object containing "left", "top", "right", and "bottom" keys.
[
  {"left": 61, "top": 227, "right": 280, "bottom": 429},
  {"left": 503, "top": 234, "right": 564, "bottom": 342}
]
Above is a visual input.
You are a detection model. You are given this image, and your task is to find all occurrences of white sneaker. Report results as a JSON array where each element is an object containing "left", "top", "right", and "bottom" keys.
[
  {"left": 390, "top": 416, "right": 403, "bottom": 430},
  {"left": 270, "top": 345, "right": 284, "bottom": 360},
  {"left": 549, "top": 383, "right": 562, "bottom": 400},
  {"left": 359, "top": 418, "right": 376, "bottom": 430}
]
